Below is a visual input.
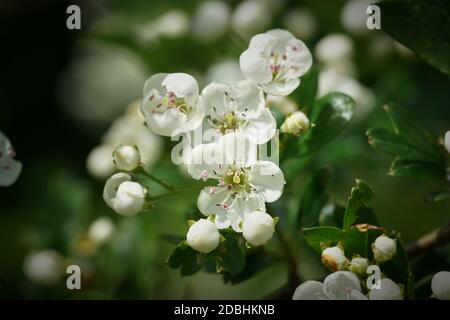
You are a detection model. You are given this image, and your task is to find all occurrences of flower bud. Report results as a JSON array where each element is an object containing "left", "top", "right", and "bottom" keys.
[
  {"left": 368, "top": 278, "right": 403, "bottom": 300},
  {"left": 113, "top": 145, "right": 141, "bottom": 171},
  {"left": 280, "top": 111, "right": 310, "bottom": 135},
  {"left": 322, "top": 246, "right": 348, "bottom": 271},
  {"left": 372, "top": 235, "right": 396, "bottom": 263},
  {"left": 103, "top": 173, "right": 146, "bottom": 216},
  {"left": 88, "top": 217, "right": 115, "bottom": 244},
  {"left": 242, "top": 212, "right": 275, "bottom": 246},
  {"left": 186, "top": 219, "right": 220, "bottom": 253},
  {"left": 349, "top": 257, "right": 369, "bottom": 276},
  {"left": 431, "top": 271, "right": 450, "bottom": 300},
  {"left": 445, "top": 131, "right": 450, "bottom": 154}
]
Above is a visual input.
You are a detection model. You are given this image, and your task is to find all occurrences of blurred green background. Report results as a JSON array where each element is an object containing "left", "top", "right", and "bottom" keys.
[{"left": 0, "top": 0, "right": 449, "bottom": 299}]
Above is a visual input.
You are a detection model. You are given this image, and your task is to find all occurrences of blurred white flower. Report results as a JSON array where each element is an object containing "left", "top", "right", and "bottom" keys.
[
  {"left": 321, "top": 246, "right": 349, "bottom": 271},
  {"left": 186, "top": 219, "right": 220, "bottom": 253},
  {"left": 349, "top": 257, "right": 369, "bottom": 276},
  {"left": 103, "top": 172, "right": 146, "bottom": 216},
  {"left": 266, "top": 95, "right": 298, "bottom": 115},
  {"left": 113, "top": 145, "right": 141, "bottom": 172},
  {"left": 188, "top": 133, "right": 285, "bottom": 232},
  {"left": 59, "top": 45, "right": 147, "bottom": 127},
  {"left": 240, "top": 29, "right": 312, "bottom": 96},
  {"left": 231, "top": 0, "right": 272, "bottom": 39},
  {"left": 293, "top": 271, "right": 367, "bottom": 300},
  {"left": 88, "top": 217, "right": 115, "bottom": 245},
  {"left": 431, "top": 271, "right": 450, "bottom": 300},
  {"left": 86, "top": 145, "right": 115, "bottom": 180},
  {"left": 315, "top": 34, "right": 354, "bottom": 65},
  {"left": 0, "top": 131, "right": 22, "bottom": 187},
  {"left": 368, "top": 278, "right": 403, "bottom": 300},
  {"left": 242, "top": 211, "right": 275, "bottom": 246},
  {"left": 205, "top": 59, "right": 244, "bottom": 84},
  {"left": 372, "top": 235, "right": 397, "bottom": 263},
  {"left": 445, "top": 131, "right": 450, "bottom": 154},
  {"left": 192, "top": 1, "right": 231, "bottom": 42},
  {"left": 281, "top": 111, "right": 310, "bottom": 136},
  {"left": 23, "top": 250, "right": 64, "bottom": 286},
  {"left": 141, "top": 73, "right": 204, "bottom": 137},
  {"left": 341, "top": 0, "right": 373, "bottom": 35},
  {"left": 282, "top": 7, "right": 317, "bottom": 40},
  {"left": 135, "top": 9, "right": 190, "bottom": 43},
  {"left": 201, "top": 80, "right": 276, "bottom": 144}
]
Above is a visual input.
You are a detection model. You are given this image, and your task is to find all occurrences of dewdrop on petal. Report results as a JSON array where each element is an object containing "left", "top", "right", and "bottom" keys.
[
  {"left": 349, "top": 257, "right": 369, "bottom": 276},
  {"left": 281, "top": 111, "right": 310, "bottom": 135},
  {"left": 186, "top": 219, "right": 220, "bottom": 253},
  {"left": 242, "top": 211, "right": 276, "bottom": 246},
  {"left": 322, "top": 246, "right": 349, "bottom": 271},
  {"left": 113, "top": 145, "right": 141, "bottom": 171},
  {"left": 372, "top": 235, "right": 397, "bottom": 263},
  {"left": 431, "top": 271, "right": 450, "bottom": 300}
]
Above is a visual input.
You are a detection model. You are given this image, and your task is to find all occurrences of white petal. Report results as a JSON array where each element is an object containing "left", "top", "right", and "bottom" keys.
[
  {"left": 197, "top": 186, "right": 231, "bottom": 217},
  {"left": 369, "top": 278, "right": 403, "bottom": 300},
  {"left": 162, "top": 73, "right": 199, "bottom": 107},
  {"left": 241, "top": 108, "right": 277, "bottom": 145},
  {"left": 293, "top": 281, "right": 325, "bottom": 300},
  {"left": 431, "top": 271, "right": 450, "bottom": 300},
  {"left": 285, "top": 38, "right": 313, "bottom": 78},
  {"left": 445, "top": 131, "right": 450, "bottom": 154},
  {"left": 145, "top": 108, "right": 188, "bottom": 136},
  {"left": 216, "top": 133, "right": 257, "bottom": 167},
  {"left": 201, "top": 82, "right": 234, "bottom": 116},
  {"left": 249, "top": 161, "right": 285, "bottom": 202},
  {"left": 187, "top": 142, "right": 222, "bottom": 180},
  {"left": 215, "top": 212, "right": 231, "bottom": 229},
  {"left": 323, "top": 271, "right": 361, "bottom": 300},
  {"left": 234, "top": 80, "right": 265, "bottom": 118},
  {"left": 143, "top": 73, "right": 168, "bottom": 97},
  {"left": 262, "top": 78, "right": 300, "bottom": 96},
  {"left": 229, "top": 194, "right": 266, "bottom": 232},
  {"left": 103, "top": 172, "right": 132, "bottom": 208},
  {"left": 0, "top": 159, "right": 22, "bottom": 187}
]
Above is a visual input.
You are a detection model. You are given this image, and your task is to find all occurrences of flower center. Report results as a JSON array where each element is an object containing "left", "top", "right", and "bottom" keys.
[
  {"left": 207, "top": 111, "right": 247, "bottom": 134},
  {"left": 222, "top": 167, "right": 252, "bottom": 194},
  {"left": 269, "top": 52, "right": 287, "bottom": 78},
  {"left": 159, "top": 91, "right": 191, "bottom": 114}
]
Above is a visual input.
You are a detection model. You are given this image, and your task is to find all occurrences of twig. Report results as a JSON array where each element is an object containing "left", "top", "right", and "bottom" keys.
[{"left": 406, "top": 221, "right": 450, "bottom": 258}]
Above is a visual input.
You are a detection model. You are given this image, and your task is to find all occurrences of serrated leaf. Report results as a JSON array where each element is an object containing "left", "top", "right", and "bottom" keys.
[
  {"left": 167, "top": 242, "right": 194, "bottom": 269},
  {"left": 222, "top": 250, "right": 275, "bottom": 285},
  {"left": 343, "top": 179, "right": 375, "bottom": 230},
  {"left": 302, "top": 226, "right": 344, "bottom": 253},
  {"left": 216, "top": 232, "right": 246, "bottom": 276},
  {"left": 389, "top": 158, "right": 446, "bottom": 179}
]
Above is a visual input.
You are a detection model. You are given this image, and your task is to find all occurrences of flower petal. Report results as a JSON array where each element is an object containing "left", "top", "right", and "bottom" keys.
[
  {"left": 292, "top": 281, "right": 325, "bottom": 300},
  {"left": 216, "top": 133, "right": 257, "bottom": 167},
  {"left": 162, "top": 73, "right": 199, "bottom": 107},
  {"left": 249, "top": 161, "right": 285, "bottom": 202},
  {"left": 143, "top": 73, "right": 168, "bottom": 97},
  {"left": 201, "top": 82, "right": 234, "bottom": 117},
  {"left": 197, "top": 186, "right": 231, "bottom": 217},
  {"left": 234, "top": 80, "right": 265, "bottom": 118},
  {"left": 323, "top": 271, "right": 361, "bottom": 300},
  {"left": 103, "top": 172, "right": 132, "bottom": 208},
  {"left": 241, "top": 109, "right": 277, "bottom": 144}
]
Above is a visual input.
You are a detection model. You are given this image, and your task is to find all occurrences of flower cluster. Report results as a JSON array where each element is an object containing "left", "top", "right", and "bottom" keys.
[
  {"left": 294, "top": 234, "right": 403, "bottom": 300},
  {"left": 102, "top": 29, "right": 313, "bottom": 253}
]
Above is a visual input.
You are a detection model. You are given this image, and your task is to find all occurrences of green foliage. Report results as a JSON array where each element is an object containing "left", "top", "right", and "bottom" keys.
[
  {"left": 367, "top": 103, "right": 446, "bottom": 179},
  {"left": 343, "top": 179, "right": 376, "bottom": 230},
  {"left": 167, "top": 242, "right": 202, "bottom": 276},
  {"left": 292, "top": 66, "right": 319, "bottom": 109},
  {"left": 216, "top": 232, "right": 246, "bottom": 276},
  {"left": 303, "top": 226, "right": 344, "bottom": 253},
  {"left": 378, "top": 0, "right": 450, "bottom": 75}
]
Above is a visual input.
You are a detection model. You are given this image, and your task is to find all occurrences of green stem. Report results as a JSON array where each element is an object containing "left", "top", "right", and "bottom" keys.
[
  {"left": 134, "top": 166, "right": 174, "bottom": 191},
  {"left": 149, "top": 185, "right": 204, "bottom": 201}
]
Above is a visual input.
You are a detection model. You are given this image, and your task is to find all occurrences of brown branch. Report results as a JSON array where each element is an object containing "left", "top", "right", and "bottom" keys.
[{"left": 406, "top": 221, "right": 450, "bottom": 258}]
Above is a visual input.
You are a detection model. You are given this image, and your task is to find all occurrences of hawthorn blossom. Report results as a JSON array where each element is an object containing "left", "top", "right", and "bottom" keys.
[
  {"left": 240, "top": 29, "right": 312, "bottom": 96},
  {"left": 201, "top": 80, "right": 276, "bottom": 144},
  {"left": 242, "top": 211, "right": 275, "bottom": 246},
  {"left": 188, "top": 133, "right": 285, "bottom": 232},
  {"left": 431, "top": 271, "right": 450, "bottom": 300},
  {"left": 141, "top": 73, "right": 204, "bottom": 137},
  {"left": 0, "top": 131, "right": 22, "bottom": 187},
  {"left": 187, "top": 219, "right": 220, "bottom": 253},
  {"left": 368, "top": 278, "right": 403, "bottom": 300}
]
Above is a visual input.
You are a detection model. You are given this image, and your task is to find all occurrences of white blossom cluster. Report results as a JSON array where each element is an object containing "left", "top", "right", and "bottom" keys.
[{"left": 102, "top": 29, "right": 313, "bottom": 253}]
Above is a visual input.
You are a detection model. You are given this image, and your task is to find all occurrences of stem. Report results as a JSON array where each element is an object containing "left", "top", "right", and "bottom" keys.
[
  {"left": 406, "top": 220, "right": 450, "bottom": 258},
  {"left": 149, "top": 185, "right": 204, "bottom": 201},
  {"left": 134, "top": 167, "right": 174, "bottom": 191}
]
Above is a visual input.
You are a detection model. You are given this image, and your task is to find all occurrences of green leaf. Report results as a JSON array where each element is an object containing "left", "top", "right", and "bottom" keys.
[
  {"left": 343, "top": 179, "right": 375, "bottom": 230},
  {"left": 216, "top": 232, "right": 246, "bottom": 276},
  {"left": 222, "top": 250, "right": 275, "bottom": 285},
  {"left": 383, "top": 103, "right": 442, "bottom": 161},
  {"left": 293, "top": 66, "right": 319, "bottom": 109},
  {"left": 299, "top": 92, "right": 355, "bottom": 155},
  {"left": 296, "top": 168, "right": 331, "bottom": 228},
  {"left": 167, "top": 242, "right": 202, "bottom": 276},
  {"left": 389, "top": 158, "right": 446, "bottom": 179},
  {"left": 319, "top": 203, "right": 345, "bottom": 228},
  {"left": 302, "top": 226, "right": 344, "bottom": 253},
  {"left": 342, "top": 226, "right": 383, "bottom": 259},
  {"left": 378, "top": 0, "right": 450, "bottom": 75}
]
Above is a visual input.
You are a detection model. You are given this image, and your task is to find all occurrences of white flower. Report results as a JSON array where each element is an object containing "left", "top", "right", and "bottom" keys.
[
  {"left": 341, "top": 0, "right": 374, "bottom": 35},
  {"left": 445, "top": 131, "right": 450, "bottom": 154},
  {"left": 266, "top": 95, "right": 298, "bottom": 115},
  {"left": 201, "top": 80, "right": 276, "bottom": 144},
  {"left": 135, "top": 10, "right": 189, "bottom": 43},
  {"left": 192, "top": 1, "right": 230, "bottom": 42},
  {"left": 372, "top": 235, "right": 397, "bottom": 263},
  {"left": 431, "top": 271, "right": 450, "bottom": 300},
  {"left": 141, "top": 73, "right": 204, "bottom": 137},
  {"left": 231, "top": 0, "right": 272, "bottom": 39},
  {"left": 113, "top": 145, "right": 141, "bottom": 171},
  {"left": 187, "top": 219, "right": 220, "bottom": 253},
  {"left": 368, "top": 278, "right": 403, "bottom": 300},
  {"left": 88, "top": 217, "right": 115, "bottom": 244},
  {"left": 315, "top": 34, "right": 354, "bottom": 65},
  {"left": 282, "top": 7, "right": 317, "bottom": 40},
  {"left": 103, "top": 172, "right": 146, "bottom": 216},
  {"left": 205, "top": 59, "right": 244, "bottom": 84},
  {"left": 23, "top": 250, "right": 64, "bottom": 286},
  {"left": 349, "top": 257, "right": 369, "bottom": 276},
  {"left": 0, "top": 131, "right": 22, "bottom": 187},
  {"left": 240, "top": 29, "right": 312, "bottom": 96},
  {"left": 293, "top": 271, "right": 367, "bottom": 300},
  {"left": 280, "top": 111, "right": 310, "bottom": 135},
  {"left": 86, "top": 145, "right": 115, "bottom": 179},
  {"left": 322, "top": 246, "right": 349, "bottom": 271},
  {"left": 188, "top": 133, "right": 285, "bottom": 232},
  {"left": 242, "top": 211, "right": 275, "bottom": 246}
]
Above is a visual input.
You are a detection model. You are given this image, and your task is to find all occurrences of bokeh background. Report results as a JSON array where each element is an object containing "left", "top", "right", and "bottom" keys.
[{"left": 0, "top": 0, "right": 449, "bottom": 299}]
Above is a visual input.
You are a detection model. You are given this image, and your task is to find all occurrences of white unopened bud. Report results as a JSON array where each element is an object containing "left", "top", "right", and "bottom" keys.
[
  {"left": 369, "top": 278, "right": 403, "bottom": 300},
  {"left": 187, "top": 219, "right": 220, "bottom": 253},
  {"left": 322, "top": 246, "right": 348, "bottom": 271},
  {"left": 242, "top": 212, "right": 275, "bottom": 246},
  {"left": 431, "top": 271, "right": 450, "bottom": 300},
  {"left": 280, "top": 111, "right": 310, "bottom": 135},
  {"left": 349, "top": 257, "right": 369, "bottom": 276},
  {"left": 372, "top": 235, "right": 397, "bottom": 263},
  {"left": 113, "top": 145, "right": 141, "bottom": 171},
  {"left": 445, "top": 131, "right": 450, "bottom": 154},
  {"left": 103, "top": 173, "right": 146, "bottom": 216},
  {"left": 88, "top": 217, "right": 115, "bottom": 244}
]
